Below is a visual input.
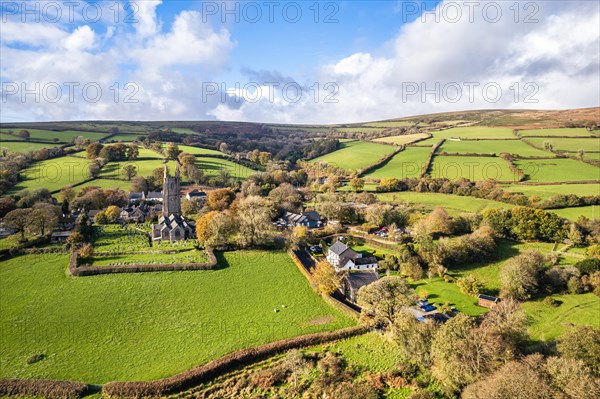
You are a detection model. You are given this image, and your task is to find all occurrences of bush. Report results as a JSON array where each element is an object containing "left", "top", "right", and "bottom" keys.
[
  {"left": 456, "top": 275, "right": 484, "bottom": 297},
  {"left": 543, "top": 296, "right": 560, "bottom": 307},
  {"left": 575, "top": 258, "right": 600, "bottom": 275}
]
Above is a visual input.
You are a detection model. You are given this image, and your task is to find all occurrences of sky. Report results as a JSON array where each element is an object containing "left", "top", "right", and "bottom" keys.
[{"left": 0, "top": 0, "right": 599, "bottom": 123}]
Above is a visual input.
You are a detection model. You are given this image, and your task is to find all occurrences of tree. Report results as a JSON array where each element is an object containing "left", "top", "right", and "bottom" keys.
[
  {"left": 195, "top": 211, "right": 219, "bottom": 246},
  {"left": 235, "top": 196, "right": 275, "bottom": 247},
  {"left": 28, "top": 203, "right": 59, "bottom": 236},
  {"left": 288, "top": 225, "right": 308, "bottom": 249},
  {"left": 480, "top": 298, "right": 527, "bottom": 352},
  {"left": 349, "top": 177, "right": 365, "bottom": 192},
  {"left": 4, "top": 208, "right": 30, "bottom": 239},
  {"left": 121, "top": 165, "right": 137, "bottom": 181},
  {"left": 65, "top": 231, "right": 85, "bottom": 249},
  {"left": 203, "top": 211, "right": 237, "bottom": 248},
  {"left": 425, "top": 207, "right": 453, "bottom": 236},
  {"left": 105, "top": 205, "right": 121, "bottom": 222},
  {"left": 94, "top": 211, "right": 109, "bottom": 225},
  {"left": 281, "top": 350, "right": 308, "bottom": 388},
  {"left": 79, "top": 243, "right": 94, "bottom": 259},
  {"left": 219, "top": 142, "right": 229, "bottom": 154},
  {"left": 557, "top": 326, "right": 600, "bottom": 373},
  {"left": 130, "top": 176, "right": 149, "bottom": 193},
  {"left": 393, "top": 310, "right": 437, "bottom": 367},
  {"left": 500, "top": 250, "right": 546, "bottom": 300},
  {"left": 357, "top": 276, "right": 415, "bottom": 326},
  {"left": 18, "top": 130, "right": 30, "bottom": 140},
  {"left": 313, "top": 260, "right": 341, "bottom": 295},
  {"left": 86, "top": 142, "right": 104, "bottom": 159},
  {"left": 456, "top": 274, "right": 484, "bottom": 297},
  {"left": 164, "top": 142, "right": 181, "bottom": 160},
  {"left": 73, "top": 136, "right": 87, "bottom": 149},
  {"left": 258, "top": 151, "right": 272, "bottom": 165},
  {"left": 0, "top": 197, "right": 16, "bottom": 218},
  {"left": 207, "top": 188, "right": 236, "bottom": 211},
  {"left": 268, "top": 183, "right": 303, "bottom": 211},
  {"left": 181, "top": 199, "right": 199, "bottom": 217},
  {"left": 88, "top": 162, "right": 101, "bottom": 178},
  {"left": 378, "top": 177, "right": 399, "bottom": 192}
]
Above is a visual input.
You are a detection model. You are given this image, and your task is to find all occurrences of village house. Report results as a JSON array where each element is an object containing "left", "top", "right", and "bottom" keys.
[
  {"left": 128, "top": 192, "right": 143, "bottom": 205},
  {"left": 144, "top": 192, "right": 163, "bottom": 202},
  {"left": 280, "top": 211, "right": 322, "bottom": 229},
  {"left": 341, "top": 271, "right": 379, "bottom": 303},
  {"left": 327, "top": 240, "right": 378, "bottom": 272},
  {"left": 50, "top": 231, "right": 72, "bottom": 243},
  {"left": 185, "top": 189, "right": 207, "bottom": 203}
]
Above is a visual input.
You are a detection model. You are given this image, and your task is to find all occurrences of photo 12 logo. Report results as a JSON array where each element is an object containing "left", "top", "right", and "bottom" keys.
[
  {"left": 1, "top": 82, "right": 140, "bottom": 104},
  {"left": 201, "top": 1, "right": 339, "bottom": 23},
  {"left": 1, "top": 1, "right": 139, "bottom": 24},
  {"left": 401, "top": 81, "right": 539, "bottom": 104},
  {"left": 399, "top": 1, "right": 540, "bottom": 24}
]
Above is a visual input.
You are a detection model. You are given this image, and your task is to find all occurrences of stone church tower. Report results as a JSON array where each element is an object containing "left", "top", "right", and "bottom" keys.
[
  {"left": 151, "top": 164, "right": 194, "bottom": 242},
  {"left": 162, "top": 164, "right": 181, "bottom": 216}
]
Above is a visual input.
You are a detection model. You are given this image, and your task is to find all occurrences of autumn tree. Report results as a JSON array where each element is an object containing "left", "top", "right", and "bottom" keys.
[
  {"left": 393, "top": 310, "right": 438, "bottom": 367},
  {"left": 456, "top": 274, "right": 484, "bottom": 297},
  {"left": 18, "top": 130, "right": 30, "bottom": 140},
  {"left": 94, "top": 211, "right": 109, "bottom": 225},
  {"left": 207, "top": 188, "right": 236, "bottom": 211},
  {"left": 500, "top": 250, "right": 546, "bottom": 300},
  {"left": 105, "top": 205, "right": 121, "bottom": 222},
  {"left": 357, "top": 276, "right": 415, "bottom": 326},
  {"left": 130, "top": 176, "right": 149, "bottom": 193},
  {"left": 4, "top": 208, "right": 30, "bottom": 239},
  {"left": 313, "top": 260, "right": 341, "bottom": 295},
  {"left": 164, "top": 142, "right": 181, "bottom": 160},
  {"left": 86, "top": 142, "right": 104, "bottom": 159},
  {"left": 349, "top": 177, "right": 365, "bottom": 192},
  {"left": 28, "top": 203, "right": 59, "bottom": 236},
  {"left": 196, "top": 211, "right": 219, "bottom": 246},
  {"left": 235, "top": 195, "right": 275, "bottom": 247},
  {"left": 557, "top": 326, "right": 600, "bottom": 373},
  {"left": 122, "top": 165, "right": 137, "bottom": 181}
]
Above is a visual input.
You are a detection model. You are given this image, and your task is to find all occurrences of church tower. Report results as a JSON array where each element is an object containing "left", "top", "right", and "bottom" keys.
[{"left": 162, "top": 164, "right": 181, "bottom": 216}]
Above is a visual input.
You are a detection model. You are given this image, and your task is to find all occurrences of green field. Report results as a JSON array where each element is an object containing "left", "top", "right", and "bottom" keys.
[
  {"left": 335, "top": 127, "right": 386, "bottom": 134},
  {"left": 0, "top": 141, "right": 63, "bottom": 153},
  {"left": 0, "top": 128, "right": 109, "bottom": 143},
  {"left": 430, "top": 156, "right": 518, "bottom": 182},
  {"left": 10, "top": 156, "right": 92, "bottom": 193},
  {"left": 179, "top": 145, "right": 225, "bottom": 156},
  {"left": 100, "top": 159, "right": 176, "bottom": 180},
  {"left": 0, "top": 252, "right": 354, "bottom": 383},
  {"left": 514, "top": 159, "right": 599, "bottom": 182},
  {"left": 105, "top": 134, "right": 140, "bottom": 142},
  {"left": 362, "top": 121, "right": 416, "bottom": 128},
  {"left": 439, "top": 139, "right": 552, "bottom": 158},
  {"left": 522, "top": 294, "right": 600, "bottom": 340},
  {"left": 411, "top": 277, "right": 488, "bottom": 316},
  {"left": 136, "top": 148, "right": 164, "bottom": 159},
  {"left": 92, "top": 249, "right": 209, "bottom": 266},
  {"left": 74, "top": 178, "right": 134, "bottom": 193},
  {"left": 196, "top": 157, "right": 256, "bottom": 180},
  {"left": 432, "top": 127, "right": 515, "bottom": 139},
  {"left": 309, "top": 141, "right": 397, "bottom": 170},
  {"left": 552, "top": 205, "right": 600, "bottom": 221},
  {"left": 503, "top": 183, "right": 600, "bottom": 199},
  {"left": 377, "top": 192, "right": 513, "bottom": 216},
  {"left": 525, "top": 137, "right": 600, "bottom": 153},
  {"left": 363, "top": 146, "right": 431, "bottom": 179},
  {"left": 519, "top": 128, "right": 594, "bottom": 137},
  {"left": 373, "top": 133, "right": 430, "bottom": 145}
]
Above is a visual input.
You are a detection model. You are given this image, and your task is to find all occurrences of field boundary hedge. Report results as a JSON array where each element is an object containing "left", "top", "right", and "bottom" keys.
[
  {"left": 358, "top": 145, "right": 405, "bottom": 177},
  {"left": 102, "top": 325, "right": 368, "bottom": 398},
  {"left": 420, "top": 139, "right": 445, "bottom": 178},
  {"left": 0, "top": 379, "right": 89, "bottom": 399},
  {"left": 68, "top": 247, "right": 217, "bottom": 276}
]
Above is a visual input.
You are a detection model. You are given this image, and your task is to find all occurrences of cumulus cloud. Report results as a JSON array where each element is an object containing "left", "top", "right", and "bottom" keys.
[{"left": 211, "top": 0, "right": 600, "bottom": 123}]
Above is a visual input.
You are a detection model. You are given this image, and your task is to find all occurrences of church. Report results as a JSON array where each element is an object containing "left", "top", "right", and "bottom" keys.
[{"left": 152, "top": 165, "right": 195, "bottom": 242}]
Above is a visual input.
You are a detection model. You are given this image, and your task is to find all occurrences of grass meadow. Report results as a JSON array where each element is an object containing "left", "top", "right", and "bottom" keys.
[
  {"left": 178, "top": 145, "right": 225, "bottom": 156},
  {"left": 514, "top": 159, "right": 600, "bottom": 182},
  {"left": 0, "top": 128, "right": 109, "bottom": 143},
  {"left": 363, "top": 146, "right": 431, "bottom": 179},
  {"left": 377, "top": 192, "right": 513, "bottom": 216},
  {"left": 0, "top": 141, "right": 63, "bottom": 153},
  {"left": 433, "top": 127, "right": 515, "bottom": 139},
  {"left": 438, "top": 139, "right": 553, "bottom": 158},
  {"left": 429, "top": 156, "right": 518, "bottom": 182},
  {"left": 309, "top": 141, "right": 397, "bottom": 170},
  {"left": 525, "top": 137, "right": 600, "bottom": 153},
  {"left": 0, "top": 252, "right": 354, "bottom": 383},
  {"left": 373, "top": 133, "right": 430, "bottom": 145},
  {"left": 518, "top": 128, "right": 594, "bottom": 137},
  {"left": 10, "top": 156, "right": 92, "bottom": 193},
  {"left": 551, "top": 205, "right": 600, "bottom": 221},
  {"left": 503, "top": 183, "right": 600, "bottom": 199},
  {"left": 196, "top": 157, "right": 257, "bottom": 179}
]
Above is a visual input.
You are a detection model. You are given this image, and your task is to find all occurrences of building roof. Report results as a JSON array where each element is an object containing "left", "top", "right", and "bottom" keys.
[
  {"left": 478, "top": 294, "right": 500, "bottom": 303},
  {"left": 329, "top": 240, "right": 350, "bottom": 256},
  {"left": 301, "top": 211, "right": 320, "bottom": 221},
  {"left": 346, "top": 271, "right": 379, "bottom": 292},
  {"left": 353, "top": 256, "right": 378, "bottom": 265},
  {"left": 129, "top": 192, "right": 143, "bottom": 199},
  {"left": 187, "top": 190, "right": 206, "bottom": 197},
  {"left": 51, "top": 231, "right": 73, "bottom": 237},
  {"left": 145, "top": 192, "right": 163, "bottom": 199}
]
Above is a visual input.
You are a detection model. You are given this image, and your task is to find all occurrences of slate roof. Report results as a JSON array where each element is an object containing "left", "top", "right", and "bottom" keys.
[
  {"left": 478, "top": 294, "right": 500, "bottom": 303},
  {"left": 329, "top": 241, "right": 351, "bottom": 256},
  {"left": 346, "top": 271, "right": 379, "bottom": 292}
]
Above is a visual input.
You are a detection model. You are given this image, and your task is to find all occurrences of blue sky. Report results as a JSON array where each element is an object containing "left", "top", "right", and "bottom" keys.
[{"left": 1, "top": 1, "right": 598, "bottom": 123}]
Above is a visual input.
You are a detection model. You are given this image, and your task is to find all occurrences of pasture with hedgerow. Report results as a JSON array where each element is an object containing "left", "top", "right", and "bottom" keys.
[{"left": 1, "top": 2, "right": 600, "bottom": 399}]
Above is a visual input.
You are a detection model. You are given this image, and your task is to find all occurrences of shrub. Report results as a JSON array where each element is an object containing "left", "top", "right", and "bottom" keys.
[
  {"left": 456, "top": 275, "right": 484, "bottom": 297},
  {"left": 543, "top": 296, "right": 560, "bottom": 307},
  {"left": 575, "top": 258, "right": 600, "bottom": 275},
  {"left": 26, "top": 354, "right": 45, "bottom": 364}
]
